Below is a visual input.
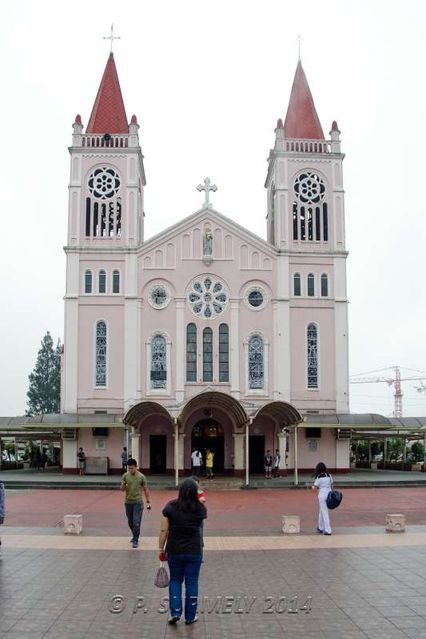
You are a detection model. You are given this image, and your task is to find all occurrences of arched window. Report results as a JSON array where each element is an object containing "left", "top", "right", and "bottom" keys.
[
  {"left": 248, "top": 335, "right": 264, "bottom": 389},
  {"left": 292, "top": 171, "right": 328, "bottom": 242},
  {"left": 112, "top": 270, "right": 120, "bottom": 294},
  {"left": 307, "top": 323, "right": 318, "bottom": 389},
  {"left": 186, "top": 323, "right": 197, "bottom": 382},
  {"left": 95, "top": 321, "right": 107, "bottom": 386},
  {"left": 321, "top": 273, "right": 328, "bottom": 297},
  {"left": 85, "top": 270, "right": 92, "bottom": 294},
  {"left": 85, "top": 166, "right": 122, "bottom": 238},
  {"left": 219, "top": 323, "right": 229, "bottom": 382},
  {"left": 151, "top": 335, "right": 167, "bottom": 389},
  {"left": 99, "top": 270, "right": 106, "bottom": 294},
  {"left": 203, "top": 327, "right": 213, "bottom": 382},
  {"left": 293, "top": 273, "right": 301, "bottom": 296},
  {"left": 307, "top": 273, "right": 315, "bottom": 297}
]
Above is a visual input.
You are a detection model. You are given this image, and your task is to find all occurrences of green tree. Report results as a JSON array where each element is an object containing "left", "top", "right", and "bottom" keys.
[
  {"left": 410, "top": 442, "right": 425, "bottom": 463},
  {"left": 26, "top": 332, "right": 62, "bottom": 415}
]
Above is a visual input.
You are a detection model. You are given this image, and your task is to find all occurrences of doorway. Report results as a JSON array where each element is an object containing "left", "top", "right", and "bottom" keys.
[
  {"left": 150, "top": 435, "right": 167, "bottom": 473},
  {"left": 249, "top": 435, "right": 265, "bottom": 473},
  {"left": 191, "top": 419, "right": 224, "bottom": 474}
]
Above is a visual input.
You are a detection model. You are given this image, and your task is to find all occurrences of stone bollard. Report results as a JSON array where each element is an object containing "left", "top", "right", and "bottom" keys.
[
  {"left": 64, "top": 514, "right": 83, "bottom": 535},
  {"left": 386, "top": 513, "right": 406, "bottom": 533},
  {"left": 282, "top": 515, "right": 300, "bottom": 534}
]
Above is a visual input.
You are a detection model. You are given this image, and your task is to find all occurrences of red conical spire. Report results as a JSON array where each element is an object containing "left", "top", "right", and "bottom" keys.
[
  {"left": 86, "top": 53, "right": 128, "bottom": 134},
  {"left": 283, "top": 61, "right": 324, "bottom": 140}
]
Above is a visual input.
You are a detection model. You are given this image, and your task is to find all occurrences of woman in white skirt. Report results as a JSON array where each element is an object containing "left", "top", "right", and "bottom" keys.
[{"left": 312, "top": 462, "right": 332, "bottom": 535}]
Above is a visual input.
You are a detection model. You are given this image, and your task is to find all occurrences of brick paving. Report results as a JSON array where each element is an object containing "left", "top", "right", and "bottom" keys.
[
  {"left": 1, "top": 487, "right": 426, "bottom": 638},
  {"left": 3, "top": 487, "right": 426, "bottom": 534}
]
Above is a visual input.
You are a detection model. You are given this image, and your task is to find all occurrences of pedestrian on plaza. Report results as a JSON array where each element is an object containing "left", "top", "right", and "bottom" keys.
[
  {"left": 121, "top": 458, "right": 151, "bottom": 548},
  {"left": 273, "top": 449, "right": 281, "bottom": 478},
  {"left": 191, "top": 448, "right": 202, "bottom": 476},
  {"left": 159, "top": 478, "right": 207, "bottom": 626},
  {"left": 264, "top": 449, "right": 273, "bottom": 478},
  {"left": 121, "top": 447, "right": 128, "bottom": 473},
  {"left": 0, "top": 482, "right": 5, "bottom": 558},
  {"left": 205, "top": 449, "right": 214, "bottom": 479},
  {"left": 35, "top": 448, "right": 41, "bottom": 471},
  {"left": 40, "top": 451, "right": 48, "bottom": 472},
  {"left": 311, "top": 461, "right": 333, "bottom": 535},
  {"left": 77, "top": 447, "right": 86, "bottom": 476}
]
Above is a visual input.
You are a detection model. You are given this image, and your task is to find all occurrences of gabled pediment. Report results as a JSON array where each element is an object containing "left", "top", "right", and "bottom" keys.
[{"left": 139, "top": 206, "right": 276, "bottom": 272}]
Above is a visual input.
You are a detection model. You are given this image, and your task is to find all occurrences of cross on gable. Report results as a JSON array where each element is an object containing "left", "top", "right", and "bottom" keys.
[{"left": 197, "top": 177, "right": 217, "bottom": 207}]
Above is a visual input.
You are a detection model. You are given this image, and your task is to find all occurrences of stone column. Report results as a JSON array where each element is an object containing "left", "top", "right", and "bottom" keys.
[
  {"left": 277, "top": 431, "right": 287, "bottom": 475},
  {"left": 131, "top": 431, "right": 140, "bottom": 467},
  {"left": 178, "top": 433, "right": 186, "bottom": 471},
  {"left": 233, "top": 433, "right": 245, "bottom": 475},
  {"left": 175, "top": 299, "right": 185, "bottom": 402},
  {"left": 230, "top": 300, "right": 240, "bottom": 398}
]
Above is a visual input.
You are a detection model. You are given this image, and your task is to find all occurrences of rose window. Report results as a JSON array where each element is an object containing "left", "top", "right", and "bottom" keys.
[
  {"left": 188, "top": 277, "right": 228, "bottom": 318},
  {"left": 88, "top": 167, "right": 121, "bottom": 199},
  {"left": 294, "top": 172, "right": 325, "bottom": 204}
]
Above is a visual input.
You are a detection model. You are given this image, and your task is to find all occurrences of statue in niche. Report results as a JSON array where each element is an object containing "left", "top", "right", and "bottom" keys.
[{"left": 203, "top": 229, "right": 213, "bottom": 256}]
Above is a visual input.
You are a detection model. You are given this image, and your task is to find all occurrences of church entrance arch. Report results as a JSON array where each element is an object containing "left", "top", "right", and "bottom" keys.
[
  {"left": 123, "top": 401, "right": 174, "bottom": 473},
  {"left": 191, "top": 419, "right": 224, "bottom": 474}
]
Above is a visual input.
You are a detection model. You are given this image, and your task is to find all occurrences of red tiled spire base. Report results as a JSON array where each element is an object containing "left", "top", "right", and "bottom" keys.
[{"left": 283, "top": 61, "right": 324, "bottom": 140}]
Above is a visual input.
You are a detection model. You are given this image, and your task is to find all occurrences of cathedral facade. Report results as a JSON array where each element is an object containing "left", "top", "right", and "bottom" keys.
[{"left": 61, "top": 53, "right": 350, "bottom": 476}]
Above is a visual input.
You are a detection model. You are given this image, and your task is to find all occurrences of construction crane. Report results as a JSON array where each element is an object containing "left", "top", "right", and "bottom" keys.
[{"left": 350, "top": 366, "right": 426, "bottom": 418}]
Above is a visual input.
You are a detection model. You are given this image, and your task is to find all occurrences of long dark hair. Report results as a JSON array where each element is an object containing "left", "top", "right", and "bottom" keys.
[
  {"left": 314, "top": 462, "right": 329, "bottom": 478},
  {"left": 175, "top": 478, "right": 201, "bottom": 512}
]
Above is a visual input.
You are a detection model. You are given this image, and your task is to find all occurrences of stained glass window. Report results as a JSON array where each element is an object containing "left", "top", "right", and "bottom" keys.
[
  {"left": 248, "top": 335, "right": 264, "bottom": 389},
  {"left": 203, "top": 327, "right": 213, "bottom": 382},
  {"left": 99, "top": 270, "right": 106, "bottom": 294},
  {"left": 219, "top": 323, "right": 229, "bottom": 382},
  {"left": 151, "top": 335, "right": 167, "bottom": 389},
  {"left": 307, "top": 273, "right": 315, "bottom": 297},
  {"left": 186, "top": 323, "right": 197, "bottom": 382},
  {"left": 95, "top": 321, "right": 107, "bottom": 386},
  {"left": 293, "top": 273, "right": 301, "bottom": 296},
  {"left": 112, "top": 270, "right": 120, "bottom": 294},
  {"left": 321, "top": 274, "right": 328, "bottom": 297},
  {"left": 188, "top": 277, "right": 228, "bottom": 318},
  {"left": 85, "top": 270, "right": 92, "bottom": 294},
  {"left": 307, "top": 323, "right": 318, "bottom": 389}
]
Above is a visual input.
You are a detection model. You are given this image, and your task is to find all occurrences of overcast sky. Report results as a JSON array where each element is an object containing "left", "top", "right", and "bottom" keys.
[{"left": 1, "top": 0, "right": 426, "bottom": 417}]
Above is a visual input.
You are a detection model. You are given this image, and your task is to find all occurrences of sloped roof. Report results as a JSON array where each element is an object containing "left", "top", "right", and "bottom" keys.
[
  {"left": 283, "top": 61, "right": 324, "bottom": 139},
  {"left": 86, "top": 53, "right": 128, "bottom": 134}
]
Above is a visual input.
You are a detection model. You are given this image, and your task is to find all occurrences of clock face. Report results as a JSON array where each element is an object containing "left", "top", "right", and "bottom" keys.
[{"left": 150, "top": 285, "right": 168, "bottom": 308}]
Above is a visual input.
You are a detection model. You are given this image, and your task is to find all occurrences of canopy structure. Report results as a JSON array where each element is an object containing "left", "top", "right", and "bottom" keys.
[{"left": 177, "top": 391, "right": 249, "bottom": 429}]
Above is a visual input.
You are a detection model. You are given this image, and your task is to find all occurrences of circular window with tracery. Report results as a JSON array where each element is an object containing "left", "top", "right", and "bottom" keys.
[
  {"left": 88, "top": 167, "right": 121, "bottom": 199},
  {"left": 294, "top": 172, "right": 325, "bottom": 204},
  {"left": 188, "top": 277, "right": 228, "bottom": 319}
]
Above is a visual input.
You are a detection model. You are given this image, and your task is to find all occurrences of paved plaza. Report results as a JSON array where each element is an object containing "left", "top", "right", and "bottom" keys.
[{"left": 1, "top": 487, "right": 426, "bottom": 638}]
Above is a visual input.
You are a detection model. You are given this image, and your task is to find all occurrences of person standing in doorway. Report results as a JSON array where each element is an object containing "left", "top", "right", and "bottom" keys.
[
  {"left": 264, "top": 449, "right": 273, "bottom": 478},
  {"left": 191, "top": 448, "right": 202, "bottom": 476},
  {"left": 121, "top": 458, "right": 151, "bottom": 548},
  {"left": 311, "top": 461, "right": 333, "bottom": 535},
  {"left": 77, "top": 447, "right": 86, "bottom": 476},
  {"left": 121, "top": 447, "right": 128, "bottom": 473},
  {"left": 273, "top": 449, "right": 281, "bottom": 478},
  {"left": 205, "top": 449, "right": 214, "bottom": 479}
]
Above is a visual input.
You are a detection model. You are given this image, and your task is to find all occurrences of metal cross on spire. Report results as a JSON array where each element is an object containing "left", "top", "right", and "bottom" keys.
[
  {"left": 197, "top": 177, "right": 217, "bottom": 207},
  {"left": 103, "top": 24, "right": 121, "bottom": 53},
  {"left": 297, "top": 34, "right": 302, "bottom": 60}
]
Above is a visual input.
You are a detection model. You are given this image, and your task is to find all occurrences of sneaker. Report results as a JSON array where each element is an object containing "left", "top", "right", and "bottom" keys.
[
  {"left": 324, "top": 532, "right": 332, "bottom": 536},
  {"left": 132, "top": 540, "right": 139, "bottom": 548},
  {"left": 316, "top": 528, "right": 323, "bottom": 534},
  {"left": 130, "top": 538, "right": 134, "bottom": 543},
  {"left": 185, "top": 615, "right": 198, "bottom": 625},
  {"left": 168, "top": 616, "right": 180, "bottom": 625}
]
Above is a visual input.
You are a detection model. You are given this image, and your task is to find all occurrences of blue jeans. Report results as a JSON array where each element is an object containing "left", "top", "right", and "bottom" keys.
[
  {"left": 125, "top": 502, "right": 143, "bottom": 541},
  {"left": 168, "top": 553, "right": 202, "bottom": 621}
]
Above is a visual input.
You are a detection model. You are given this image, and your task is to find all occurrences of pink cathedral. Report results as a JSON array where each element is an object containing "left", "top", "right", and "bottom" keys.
[{"left": 61, "top": 53, "right": 350, "bottom": 479}]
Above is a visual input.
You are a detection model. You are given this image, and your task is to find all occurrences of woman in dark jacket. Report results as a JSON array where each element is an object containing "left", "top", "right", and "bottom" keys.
[{"left": 158, "top": 478, "right": 207, "bottom": 625}]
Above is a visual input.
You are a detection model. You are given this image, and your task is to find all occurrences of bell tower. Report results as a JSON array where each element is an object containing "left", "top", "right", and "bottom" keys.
[
  {"left": 265, "top": 60, "right": 349, "bottom": 413},
  {"left": 63, "top": 53, "right": 145, "bottom": 413}
]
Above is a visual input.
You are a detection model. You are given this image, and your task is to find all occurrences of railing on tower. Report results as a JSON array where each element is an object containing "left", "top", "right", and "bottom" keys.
[
  {"left": 284, "top": 138, "right": 331, "bottom": 153},
  {"left": 81, "top": 134, "right": 129, "bottom": 149}
]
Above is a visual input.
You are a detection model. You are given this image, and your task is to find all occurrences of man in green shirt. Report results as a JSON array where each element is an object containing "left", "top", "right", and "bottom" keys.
[{"left": 121, "top": 458, "right": 151, "bottom": 548}]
